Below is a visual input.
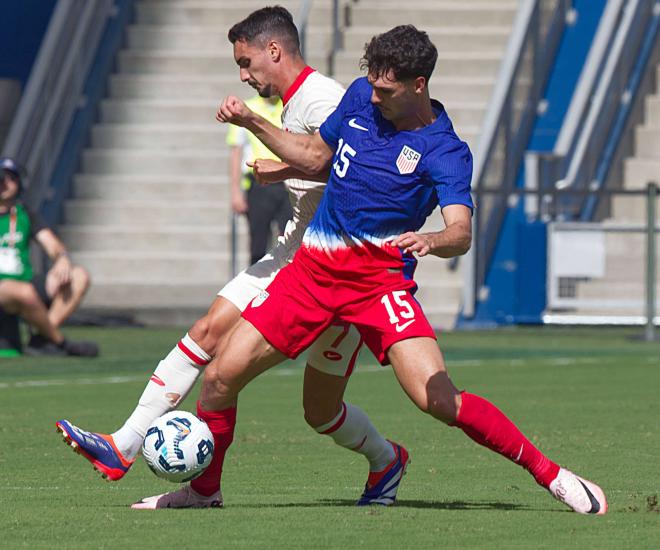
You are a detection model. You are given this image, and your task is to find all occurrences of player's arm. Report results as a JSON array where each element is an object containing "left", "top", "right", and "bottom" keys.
[
  {"left": 229, "top": 146, "right": 248, "bottom": 214},
  {"left": 393, "top": 204, "right": 472, "bottom": 258},
  {"left": 216, "top": 96, "right": 334, "bottom": 175},
  {"left": 35, "top": 227, "right": 74, "bottom": 286},
  {"left": 247, "top": 158, "right": 330, "bottom": 185}
]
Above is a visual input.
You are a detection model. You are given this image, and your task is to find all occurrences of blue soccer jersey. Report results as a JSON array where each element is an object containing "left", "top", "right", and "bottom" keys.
[{"left": 301, "top": 76, "right": 473, "bottom": 266}]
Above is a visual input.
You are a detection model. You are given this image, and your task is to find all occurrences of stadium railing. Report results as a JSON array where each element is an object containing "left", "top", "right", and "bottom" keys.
[
  {"left": 472, "top": 184, "right": 659, "bottom": 340},
  {"left": 2, "top": 0, "right": 114, "bottom": 211},
  {"left": 525, "top": 0, "right": 659, "bottom": 222},
  {"left": 462, "top": 0, "right": 572, "bottom": 317}
]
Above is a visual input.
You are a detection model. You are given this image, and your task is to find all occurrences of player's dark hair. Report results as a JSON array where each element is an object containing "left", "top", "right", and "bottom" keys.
[
  {"left": 228, "top": 6, "right": 301, "bottom": 55},
  {"left": 360, "top": 25, "right": 438, "bottom": 83}
]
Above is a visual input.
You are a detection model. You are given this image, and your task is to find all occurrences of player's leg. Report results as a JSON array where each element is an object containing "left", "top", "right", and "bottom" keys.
[
  {"left": 132, "top": 317, "right": 288, "bottom": 509},
  {"left": 0, "top": 279, "right": 63, "bottom": 345},
  {"left": 387, "top": 337, "right": 607, "bottom": 514},
  {"left": 246, "top": 183, "right": 273, "bottom": 264},
  {"left": 56, "top": 296, "right": 240, "bottom": 480},
  {"left": 132, "top": 259, "right": 335, "bottom": 508},
  {"left": 45, "top": 265, "right": 91, "bottom": 328},
  {"left": 303, "top": 324, "right": 400, "bottom": 505}
]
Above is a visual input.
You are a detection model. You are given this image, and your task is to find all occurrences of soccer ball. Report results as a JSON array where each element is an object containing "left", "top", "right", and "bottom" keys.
[{"left": 142, "top": 411, "right": 214, "bottom": 483}]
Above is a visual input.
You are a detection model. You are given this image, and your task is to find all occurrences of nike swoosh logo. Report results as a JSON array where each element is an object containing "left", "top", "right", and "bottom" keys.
[
  {"left": 578, "top": 479, "right": 601, "bottom": 514},
  {"left": 395, "top": 319, "right": 416, "bottom": 333},
  {"left": 515, "top": 444, "right": 524, "bottom": 462},
  {"left": 348, "top": 118, "right": 369, "bottom": 132}
]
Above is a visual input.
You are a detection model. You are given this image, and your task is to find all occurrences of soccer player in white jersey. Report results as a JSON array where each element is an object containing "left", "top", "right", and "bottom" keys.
[
  {"left": 56, "top": 7, "right": 406, "bottom": 508},
  {"left": 138, "top": 25, "right": 607, "bottom": 514}
]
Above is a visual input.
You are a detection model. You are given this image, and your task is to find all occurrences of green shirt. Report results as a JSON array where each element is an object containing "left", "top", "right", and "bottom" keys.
[
  {"left": 226, "top": 96, "right": 283, "bottom": 190},
  {"left": 0, "top": 203, "right": 44, "bottom": 281}
]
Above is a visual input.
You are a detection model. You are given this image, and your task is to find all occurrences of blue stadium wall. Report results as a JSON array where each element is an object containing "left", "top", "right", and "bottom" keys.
[
  {"left": 37, "top": 1, "right": 135, "bottom": 226},
  {"left": 463, "top": 0, "right": 608, "bottom": 327},
  {"left": 0, "top": 1, "right": 56, "bottom": 85}
]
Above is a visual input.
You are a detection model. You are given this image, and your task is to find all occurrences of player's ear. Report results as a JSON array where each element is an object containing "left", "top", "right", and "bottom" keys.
[
  {"left": 413, "top": 76, "right": 427, "bottom": 95},
  {"left": 267, "top": 40, "right": 282, "bottom": 63}
]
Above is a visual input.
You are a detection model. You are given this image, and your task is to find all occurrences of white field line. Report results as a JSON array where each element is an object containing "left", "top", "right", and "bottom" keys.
[{"left": 0, "top": 356, "right": 611, "bottom": 391}]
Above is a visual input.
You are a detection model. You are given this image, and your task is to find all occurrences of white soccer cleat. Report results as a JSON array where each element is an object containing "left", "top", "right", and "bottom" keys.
[
  {"left": 549, "top": 468, "right": 607, "bottom": 515},
  {"left": 131, "top": 485, "right": 223, "bottom": 509}
]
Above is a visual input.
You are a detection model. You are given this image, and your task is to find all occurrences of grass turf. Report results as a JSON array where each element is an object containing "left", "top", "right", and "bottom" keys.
[{"left": 0, "top": 326, "right": 658, "bottom": 549}]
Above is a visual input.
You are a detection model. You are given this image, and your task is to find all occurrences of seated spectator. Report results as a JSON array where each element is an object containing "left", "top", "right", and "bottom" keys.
[{"left": 0, "top": 157, "right": 98, "bottom": 357}]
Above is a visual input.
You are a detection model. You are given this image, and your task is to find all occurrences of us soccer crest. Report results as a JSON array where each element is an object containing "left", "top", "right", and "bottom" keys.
[{"left": 396, "top": 145, "right": 421, "bottom": 174}]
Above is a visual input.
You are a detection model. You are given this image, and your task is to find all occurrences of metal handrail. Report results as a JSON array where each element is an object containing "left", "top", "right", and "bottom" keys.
[
  {"left": 527, "top": 0, "right": 658, "bottom": 222},
  {"left": 462, "top": 0, "right": 571, "bottom": 317},
  {"left": 2, "top": 0, "right": 113, "bottom": 210},
  {"left": 295, "top": 0, "right": 315, "bottom": 57}
]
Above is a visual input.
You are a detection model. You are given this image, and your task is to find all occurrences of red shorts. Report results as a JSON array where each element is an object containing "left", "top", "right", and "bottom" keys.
[{"left": 242, "top": 245, "right": 435, "bottom": 364}]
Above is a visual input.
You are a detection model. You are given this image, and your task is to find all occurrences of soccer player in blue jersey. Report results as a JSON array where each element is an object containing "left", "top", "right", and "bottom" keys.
[{"left": 136, "top": 25, "right": 607, "bottom": 514}]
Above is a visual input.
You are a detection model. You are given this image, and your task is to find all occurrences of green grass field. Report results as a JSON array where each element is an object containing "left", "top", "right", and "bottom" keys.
[{"left": 0, "top": 326, "right": 658, "bottom": 549}]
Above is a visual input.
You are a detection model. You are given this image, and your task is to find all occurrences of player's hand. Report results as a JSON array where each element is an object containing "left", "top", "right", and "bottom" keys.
[
  {"left": 231, "top": 191, "right": 248, "bottom": 214},
  {"left": 247, "top": 159, "right": 289, "bottom": 185},
  {"left": 215, "top": 96, "right": 251, "bottom": 126},
  {"left": 47, "top": 254, "right": 73, "bottom": 294},
  {"left": 393, "top": 232, "right": 432, "bottom": 257}
]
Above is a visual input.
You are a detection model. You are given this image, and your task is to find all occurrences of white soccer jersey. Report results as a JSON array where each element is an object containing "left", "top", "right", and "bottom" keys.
[
  {"left": 279, "top": 67, "right": 345, "bottom": 254},
  {"left": 219, "top": 67, "right": 345, "bottom": 310},
  {"left": 218, "top": 67, "right": 358, "bottom": 377}
]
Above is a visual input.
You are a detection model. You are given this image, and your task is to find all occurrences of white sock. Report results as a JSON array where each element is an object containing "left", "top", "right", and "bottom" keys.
[
  {"left": 112, "top": 333, "right": 211, "bottom": 459},
  {"left": 314, "top": 402, "right": 395, "bottom": 472}
]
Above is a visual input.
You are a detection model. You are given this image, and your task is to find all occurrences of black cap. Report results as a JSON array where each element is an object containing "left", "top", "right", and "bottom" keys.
[{"left": 0, "top": 158, "right": 23, "bottom": 188}]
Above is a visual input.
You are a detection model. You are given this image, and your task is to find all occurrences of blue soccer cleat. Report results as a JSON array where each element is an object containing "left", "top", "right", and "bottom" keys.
[
  {"left": 56, "top": 420, "right": 134, "bottom": 481},
  {"left": 357, "top": 441, "right": 410, "bottom": 506}
]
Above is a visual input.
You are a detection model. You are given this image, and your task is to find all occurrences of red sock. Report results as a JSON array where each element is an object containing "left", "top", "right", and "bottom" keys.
[
  {"left": 453, "top": 392, "right": 560, "bottom": 488},
  {"left": 190, "top": 401, "right": 237, "bottom": 497}
]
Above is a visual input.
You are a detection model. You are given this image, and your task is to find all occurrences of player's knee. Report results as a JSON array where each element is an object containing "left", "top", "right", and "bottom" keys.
[
  {"left": 17, "top": 283, "right": 41, "bottom": 308},
  {"left": 200, "top": 364, "right": 239, "bottom": 402},
  {"left": 426, "top": 390, "right": 461, "bottom": 424},
  {"left": 189, "top": 315, "right": 212, "bottom": 349},
  {"left": 72, "top": 266, "right": 91, "bottom": 292}
]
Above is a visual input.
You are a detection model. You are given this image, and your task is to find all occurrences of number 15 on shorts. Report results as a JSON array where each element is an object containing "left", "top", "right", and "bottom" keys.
[{"left": 381, "top": 291, "right": 417, "bottom": 333}]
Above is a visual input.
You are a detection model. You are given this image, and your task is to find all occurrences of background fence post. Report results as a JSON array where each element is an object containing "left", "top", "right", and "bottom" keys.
[{"left": 645, "top": 181, "right": 657, "bottom": 341}]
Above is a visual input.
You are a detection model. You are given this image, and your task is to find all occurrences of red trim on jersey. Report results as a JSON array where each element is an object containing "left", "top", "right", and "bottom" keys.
[
  {"left": 177, "top": 340, "right": 210, "bottom": 366},
  {"left": 282, "top": 66, "right": 315, "bottom": 106},
  {"left": 320, "top": 403, "right": 347, "bottom": 434}
]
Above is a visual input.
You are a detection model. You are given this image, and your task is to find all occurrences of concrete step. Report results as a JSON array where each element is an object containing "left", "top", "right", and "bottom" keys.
[
  {"left": 623, "top": 158, "right": 660, "bottom": 190},
  {"left": 91, "top": 124, "right": 226, "bottom": 150},
  {"left": 634, "top": 125, "right": 660, "bottom": 158},
  {"left": 81, "top": 282, "right": 233, "bottom": 310},
  {"left": 71, "top": 251, "right": 238, "bottom": 283},
  {"left": 109, "top": 74, "right": 253, "bottom": 100},
  {"left": 644, "top": 95, "right": 660, "bottom": 126},
  {"left": 64, "top": 199, "right": 232, "bottom": 226},
  {"left": 59, "top": 224, "right": 244, "bottom": 252},
  {"left": 127, "top": 24, "right": 334, "bottom": 53},
  {"left": 73, "top": 174, "right": 227, "bottom": 200},
  {"left": 347, "top": 2, "right": 518, "bottom": 27},
  {"left": 117, "top": 50, "right": 327, "bottom": 75},
  {"left": 81, "top": 149, "right": 227, "bottom": 175},
  {"left": 134, "top": 1, "right": 321, "bottom": 26},
  {"left": 108, "top": 73, "right": 495, "bottom": 104},
  {"left": 100, "top": 99, "right": 221, "bottom": 125},
  {"left": 342, "top": 26, "right": 510, "bottom": 53},
  {"left": 609, "top": 195, "right": 660, "bottom": 221},
  {"left": 576, "top": 280, "right": 659, "bottom": 301},
  {"left": 333, "top": 51, "right": 502, "bottom": 80}
]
